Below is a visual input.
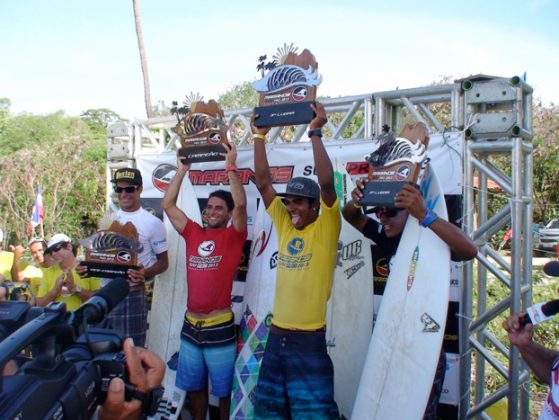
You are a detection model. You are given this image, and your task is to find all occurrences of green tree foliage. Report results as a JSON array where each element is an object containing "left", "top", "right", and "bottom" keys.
[
  {"left": 532, "top": 101, "right": 559, "bottom": 223},
  {"left": 218, "top": 81, "right": 258, "bottom": 110},
  {"left": 0, "top": 107, "right": 108, "bottom": 244}
]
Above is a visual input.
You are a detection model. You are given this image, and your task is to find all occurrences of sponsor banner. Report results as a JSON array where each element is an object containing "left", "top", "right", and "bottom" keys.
[
  {"left": 449, "top": 261, "right": 461, "bottom": 302},
  {"left": 440, "top": 353, "right": 460, "bottom": 406},
  {"left": 137, "top": 134, "right": 463, "bottom": 229},
  {"left": 443, "top": 301, "right": 460, "bottom": 354}
]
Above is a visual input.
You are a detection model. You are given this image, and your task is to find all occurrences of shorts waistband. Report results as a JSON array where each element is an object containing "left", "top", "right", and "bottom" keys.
[
  {"left": 186, "top": 311, "right": 233, "bottom": 328},
  {"left": 270, "top": 324, "right": 326, "bottom": 335}
]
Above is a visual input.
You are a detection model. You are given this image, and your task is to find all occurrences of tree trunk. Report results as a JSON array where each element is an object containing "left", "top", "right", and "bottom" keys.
[{"left": 132, "top": 0, "right": 153, "bottom": 118}]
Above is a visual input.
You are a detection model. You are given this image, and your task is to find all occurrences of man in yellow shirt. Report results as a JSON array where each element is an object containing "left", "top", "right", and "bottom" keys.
[
  {"left": 252, "top": 102, "right": 341, "bottom": 419},
  {"left": 0, "top": 228, "right": 23, "bottom": 283},
  {"left": 36, "top": 233, "right": 100, "bottom": 311},
  {"left": 18, "top": 238, "right": 53, "bottom": 299}
]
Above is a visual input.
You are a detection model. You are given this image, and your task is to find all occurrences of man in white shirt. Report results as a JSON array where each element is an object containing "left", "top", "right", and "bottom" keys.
[{"left": 107, "top": 168, "right": 169, "bottom": 347}]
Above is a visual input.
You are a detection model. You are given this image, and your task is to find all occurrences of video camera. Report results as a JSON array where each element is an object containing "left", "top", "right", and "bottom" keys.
[
  {"left": 1, "top": 280, "right": 30, "bottom": 302},
  {"left": 0, "top": 279, "right": 147, "bottom": 419}
]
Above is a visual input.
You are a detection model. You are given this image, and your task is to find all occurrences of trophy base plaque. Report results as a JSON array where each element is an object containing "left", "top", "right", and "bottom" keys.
[
  {"left": 358, "top": 181, "right": 407, "bottom": 208},
  {"left": 80, "top": 261, "right": 139, "bottom": 279},
  {"left": 254, "top": 101, "right": 315, "bottom": 128},
  {"left": 179, "top": 145, "right": 225, "bottom": 163}
]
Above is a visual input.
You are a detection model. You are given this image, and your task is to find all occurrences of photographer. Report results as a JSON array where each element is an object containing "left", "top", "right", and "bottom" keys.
[
  {"left": 503, "top": 261, "right": 559, "bottom": 419},
  {"left": 99, "top": 338, "right": 165, "bottom": 420}
]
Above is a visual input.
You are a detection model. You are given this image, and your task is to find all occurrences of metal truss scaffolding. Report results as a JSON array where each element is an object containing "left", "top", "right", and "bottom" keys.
[
  {"left": 460, "top": 76, "right": 533, "bottom": 420},
  {"left": 107, "top": 75, "right": 533, "bottom": 419}
]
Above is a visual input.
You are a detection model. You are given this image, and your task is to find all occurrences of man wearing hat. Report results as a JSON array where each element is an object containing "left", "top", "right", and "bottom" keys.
[
  {"left": 37, "top": 233, "right": 100, "bottom": 310},
  {"left": 504, "top": 260, "right": 559, "bottom": 419},
  {"left": 104, "top": 168, "right": 168, "bottom": 347},
  {"left": 251, "top": 102, "right": 341, "bottom": 418},
  {"left": 342, "top": 180, "right": 477, "bottom": 418}
]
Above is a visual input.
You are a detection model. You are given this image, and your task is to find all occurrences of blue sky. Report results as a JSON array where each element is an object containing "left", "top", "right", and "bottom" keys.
[{"left": 1, "top": 0, "right": 557, "bottom": 119}]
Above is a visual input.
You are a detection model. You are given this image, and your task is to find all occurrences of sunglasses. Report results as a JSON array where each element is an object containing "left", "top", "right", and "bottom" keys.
[
  {"left": 46, "top": 242, "right": 66, "bottom": 255},
  {"left": 374, "top": 207, "right": 404, "bottom": 218},
  {"left": 113, "top": 185, "right": 139, "bottom": 194}
]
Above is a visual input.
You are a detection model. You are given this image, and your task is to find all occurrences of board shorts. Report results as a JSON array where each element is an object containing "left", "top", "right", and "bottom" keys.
[
  {"left": 176, "top": 311, "right": 236, "bottom": 397},
  {"left": 253, "top": 325, "right": 340, "bottom": 419},
  {"left": 107, "top": 289, "right": 148, "bottom": 347}
]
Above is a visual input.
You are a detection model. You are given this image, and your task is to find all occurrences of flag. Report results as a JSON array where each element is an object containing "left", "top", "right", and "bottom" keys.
[{"left": 28, "top": 187, "right": 44, "bottom": 233}]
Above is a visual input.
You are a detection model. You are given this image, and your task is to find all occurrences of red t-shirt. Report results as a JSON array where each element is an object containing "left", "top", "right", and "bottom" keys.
[{"left": 181, "top": 220, "right": 247, "bottom": 313}]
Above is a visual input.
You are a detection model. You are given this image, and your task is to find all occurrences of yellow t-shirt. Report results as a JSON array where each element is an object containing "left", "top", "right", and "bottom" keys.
[
  {"left": 37, "top": 266, "right": 100, "bottom": 311},
  {"left": 20, "top": 264, "right": 49, "bottom": 295},
  {"left": 0, "top": 251, "right": 15, "bottom": 280},
  {"left": 267, "top": 195, "right": 341, "bottom": 330}
]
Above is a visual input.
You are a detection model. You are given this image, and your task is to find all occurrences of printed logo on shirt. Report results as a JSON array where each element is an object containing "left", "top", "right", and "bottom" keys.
[
  {"left": 279, "top": 238, "right": 311, "bottom": 270},
  {"left": 375, "top": 257, "right": 389, "bottom": 278},
  {"left": 287, "top": 237, "right": 304, "bottom": 255},
  {"left": 198, "top": 241, "right": 216, "bottom": 257}
]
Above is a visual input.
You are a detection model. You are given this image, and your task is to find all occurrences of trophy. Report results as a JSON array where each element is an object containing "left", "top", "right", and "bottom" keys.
[
  {"left": 358, "top": 123, "right": 429, "bottom": 207},
  {"left": 79, "top": 219, "right": 142, "bottom": 278},
  {"left": 252, "top": 43, "right": 322, "bottom": 127},
  {"left": 173, "top": 94, "right": 228, "bottom": 163}
]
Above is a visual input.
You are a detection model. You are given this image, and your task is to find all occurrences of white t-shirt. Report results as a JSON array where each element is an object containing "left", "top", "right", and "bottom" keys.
[
  {"left": 540, "top": 356, "right": 559, "bottom": 420},
  {"left": 115, "top": 208, "right": 168, "bottom": 269}
]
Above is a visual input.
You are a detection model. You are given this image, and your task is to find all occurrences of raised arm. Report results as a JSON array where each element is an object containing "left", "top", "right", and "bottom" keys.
[
  {"left": 396, "top": 183, "right": 477, "bottom": 261},
  {"left": 342, "top": 178, "right": 371, "bottom": 232},
  {"left": 309, "top": 102, "right": 336, "bottom": 207},
  {"left": 251, "top": 117, "right": 276, "bottom": 208},
  {"left": 161, "top": 156, "right": 190, "bottom": 233},
  {"left": 224, "top": 143, "right": 247, "bottom": 232}
]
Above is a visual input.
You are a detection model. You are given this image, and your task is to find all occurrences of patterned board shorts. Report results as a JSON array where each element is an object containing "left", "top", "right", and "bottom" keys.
[
  {"left": 176, "top": 313, "right": 236, "bottom": 397},
  {"left": 107, "top": 289, "right": 148, "bottom": 347},
  {"left": 253, "top": 326, "right": 340, "bottom": 419}
]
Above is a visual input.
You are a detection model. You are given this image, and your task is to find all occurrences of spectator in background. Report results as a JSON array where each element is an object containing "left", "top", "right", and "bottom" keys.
[
  {"left": 18, "top": 238, "right": 53, "bottom": 298},
  {"left": 0, "top": 228, "right": 23, "bottom": 283},
  {"left": 36, "top": 233, "right": 100, "bottom": 311}
]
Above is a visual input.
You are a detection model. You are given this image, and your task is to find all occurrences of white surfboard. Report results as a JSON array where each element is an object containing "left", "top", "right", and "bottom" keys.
[
  {"left": 326, "top": 160, "right": 374, "bottom": 418},
  {"left": 148, "top": 175, "right": 201, "bottom": 420},
  {"left": 351, "top": 163, "right": 450, "bottom": 419},
  {"left": 230, "top": 201, "right": 278, "bottom": 419}
]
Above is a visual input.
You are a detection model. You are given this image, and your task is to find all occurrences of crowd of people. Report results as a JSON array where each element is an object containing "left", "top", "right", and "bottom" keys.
[{"left": 23, "top": 100, "right": 559, "bottom": 420}]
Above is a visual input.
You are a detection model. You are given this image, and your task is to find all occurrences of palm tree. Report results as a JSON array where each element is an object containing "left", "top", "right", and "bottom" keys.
[{"left": 132, "top": 0, "right": 153, "bottom": 118}]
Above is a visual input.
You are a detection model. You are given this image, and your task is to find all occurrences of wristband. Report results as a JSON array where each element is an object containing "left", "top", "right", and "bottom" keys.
[
  {"left": 419, "top": 210, "right": 438, "bottom": 228},
  {"left": 252, "top": 133, "right": 266, "bottom": 141},
  {"left": 353, "top": 201, "right": 363, "bottom": 208},
  {"left": 308, "top": 128, "right": 323, "bottom": 138},
  {"left": 226, "top": 164, "right": 237, "bottom": 173}
]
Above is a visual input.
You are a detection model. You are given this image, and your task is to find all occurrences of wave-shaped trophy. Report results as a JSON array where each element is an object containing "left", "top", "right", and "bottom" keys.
[
  {"left": 358, "top": 124, "right": 429, "bottom": 207},
  {"left": 174, "top": 95, "right": 229, "bottom": 163},
  {"left": 79, "top": 215, "right": 142, "bottom": 278},
  {"left": 252, "top": 43, "right": 322, "bottom": 127}
]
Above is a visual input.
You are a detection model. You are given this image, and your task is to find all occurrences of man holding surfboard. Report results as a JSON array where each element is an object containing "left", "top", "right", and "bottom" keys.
[
  {"left": 251, "top": 101, "right": 341, "bottom": 419},
  {"left": 161, "top": 143, "right": 247, "bottom": 420},
  {"left": 343, "top": 179, "right": 477, "bottom": 418}
]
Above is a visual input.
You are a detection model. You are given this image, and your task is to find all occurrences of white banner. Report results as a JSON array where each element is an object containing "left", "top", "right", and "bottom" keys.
[{"left": 136, "top": 132, "right": 464, "bottom": 213}]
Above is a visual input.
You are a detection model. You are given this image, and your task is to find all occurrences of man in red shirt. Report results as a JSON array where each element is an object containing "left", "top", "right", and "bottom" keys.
[{"left": 162, "top": 143, "right": 247, "bottom": 420}]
